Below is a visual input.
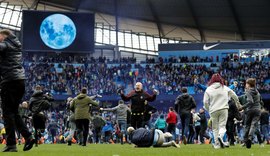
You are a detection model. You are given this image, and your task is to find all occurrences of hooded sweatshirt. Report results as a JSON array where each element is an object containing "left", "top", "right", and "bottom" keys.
[
  {"left": 70, "top": 93, "right": 99, "bottom": 120},
  {"left": 29, "top": 90, "right": 52, "bottom": 114},
  {"left": 175, "top": 93, "right": 196, "bottom": 114},
  {"left": 203, "top": 82, "right": 241, "bottom": 114},
  {"left": 242, "top": 88, "right": 263, "bottom": 112}
]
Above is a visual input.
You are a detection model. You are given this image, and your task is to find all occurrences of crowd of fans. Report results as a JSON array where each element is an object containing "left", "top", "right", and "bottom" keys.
[
  {"left": 22, "top": 54, "right": 270, "bottom": 100},
  {"left": 146, "top": 56, "right": 216, "bottom": 63},
  {"left": 24, "top": 53, "right": 136, "bottom": 64},
  {"left": 1, "top": 53, "right": 270, "bottom": 147},
  {"left": 1, "top": 103, "right": 268, "bottom": 146}
]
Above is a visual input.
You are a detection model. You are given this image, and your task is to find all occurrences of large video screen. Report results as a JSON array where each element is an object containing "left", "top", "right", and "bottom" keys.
[{"left": 22, "top": 10, "right": 94, "bottom": 52}]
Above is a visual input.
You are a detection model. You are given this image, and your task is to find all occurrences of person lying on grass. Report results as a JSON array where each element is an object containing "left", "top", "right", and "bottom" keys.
[{"left": 127, "top": 127, "right": 180, "bottom": 148}]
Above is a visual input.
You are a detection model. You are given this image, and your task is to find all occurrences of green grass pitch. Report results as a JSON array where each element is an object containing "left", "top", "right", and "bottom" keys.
[{"left": 0, "top": 144, "right": 270, "bottom": 156}]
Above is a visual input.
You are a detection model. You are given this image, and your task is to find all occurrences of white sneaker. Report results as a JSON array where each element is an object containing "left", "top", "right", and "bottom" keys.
[
  {"left": 172, "top": 141, "right": 180, "bottom": 148},
  {"left": 213, "top": 144, "right": 221, "bottom": 149},
  {"left": 96, "top": 94, "right": 102, "bottom": 98},
  {"left": 223, "top": 141, "right": 230, "bottom": 147},
  {"left": 218, "top": 136, "right": 229, "bottom": 148},
  {"left": 259, "top": 143, "right": 265, "bottom": 148}
]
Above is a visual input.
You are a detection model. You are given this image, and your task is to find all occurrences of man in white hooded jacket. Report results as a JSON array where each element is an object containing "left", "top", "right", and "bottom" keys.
[{"left": 203, "top": 73, "right": 241, "bottom": 149}]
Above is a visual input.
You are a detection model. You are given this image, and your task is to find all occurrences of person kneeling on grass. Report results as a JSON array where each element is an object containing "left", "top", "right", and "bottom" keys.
[{"left": 127, "top": 127, "right": 180, "bottom": 148}]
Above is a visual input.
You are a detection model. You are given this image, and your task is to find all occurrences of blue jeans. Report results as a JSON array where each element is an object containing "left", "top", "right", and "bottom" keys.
[
  {"left": 118, "top": 120, "right": 127, "bottom": 133},
  {"left": 237, "top": 127, "right": 244, "bottom": 142},
  {"left": 261, "top": 124, "right": 270, "bottom": 141},
  {"left": 118, "top": 120, "right": 127, "bottom": 143}
]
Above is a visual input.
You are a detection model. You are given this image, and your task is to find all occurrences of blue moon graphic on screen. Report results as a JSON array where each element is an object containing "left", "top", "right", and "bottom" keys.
[{"left": 40, "top": 14, "right": 76, "bottom": 49}]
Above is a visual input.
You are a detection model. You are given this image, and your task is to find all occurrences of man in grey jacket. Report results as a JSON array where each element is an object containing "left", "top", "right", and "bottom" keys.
[
  {"left": 0, "top": 29, "right": 35, "bottom": 152},
  {"left": 100, "top": 100, "right": 130, "bottom": 144}
]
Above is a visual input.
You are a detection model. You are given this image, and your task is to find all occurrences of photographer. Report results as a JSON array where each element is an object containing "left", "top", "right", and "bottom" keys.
[{"left": 29, "top": 85, "right": 54, "bottom": 146}]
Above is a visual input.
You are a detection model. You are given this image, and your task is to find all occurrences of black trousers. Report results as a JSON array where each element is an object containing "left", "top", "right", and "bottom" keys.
[
  {"left": 33, "top": 113, "right": 46, "bottom": 130},
  {"left": 226, "top": 119, "right": 236, "bottom": 144},
  {"left": 167, "top": 123, "right": 176, "bottom": 135},
  {"left": 195, "top": 126, "right": 201, "bottom": 141},
  {"left": 180, "top": 113, "right": 191, "bottom": 138},
  {"left": 188, "top": 125, "right": 195, "bottom": 143},
  {"left": 94, "top": 127, "right": 102, "bottom": 143},
  {"left": 1, "top": 80, "right": 31, "bottom": 146},
  {"left": 244, "top": 109, "right": 261, "bottom": 142},
  {"left": 199, "top": 128, "right": 210, "bottom": 143},
  {"left": 131, "top": 115, "right": 143, "bottom": 129},
  {"left": 75, "top": 119, "right": 89, "bottom": 145}
]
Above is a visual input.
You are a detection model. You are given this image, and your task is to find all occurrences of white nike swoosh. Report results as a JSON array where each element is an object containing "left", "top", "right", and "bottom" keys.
[{"left": 203, "top": 43, "right": 220, "bottom": 50}]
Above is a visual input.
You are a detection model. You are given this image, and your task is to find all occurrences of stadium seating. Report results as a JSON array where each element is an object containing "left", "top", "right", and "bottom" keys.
[{"left": 22, "top": 55, "right": 270, "bottom": 101}]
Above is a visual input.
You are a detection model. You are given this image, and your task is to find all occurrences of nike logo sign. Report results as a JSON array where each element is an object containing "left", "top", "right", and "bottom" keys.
[{"left": 203, "top": 43, "right": 220, "bottom": 50}]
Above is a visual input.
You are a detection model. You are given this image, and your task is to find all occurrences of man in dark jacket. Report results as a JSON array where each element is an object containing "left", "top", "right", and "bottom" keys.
[
  {"left": 0, "top": 29, "right": 34, "bottom": 152},
  {"left": 29, "top": 85, "right": 53, "bottom": 115},
  {"left": 121, "top": 82, "right": 157, "bottom": 129},
  {"left": 127, "top": 126, "right": 180, "bottom": 148},
  {"left": 241, "top": 78, "right": 263, "bottom": 149},
  {"left": 175, "top": 87, "right": 196, "bottom": 144},
  {"left": 198, "top": 108, "right": 210, "bottom": 144},
  {"left": 29, "top": 85, "right": 53, "bottom": 146},
  {"left": 226, "top": 99, "right": 242, "bottom": 145},
  {"left": 143, "top": 102, "right": 157, "bottom": 129}
]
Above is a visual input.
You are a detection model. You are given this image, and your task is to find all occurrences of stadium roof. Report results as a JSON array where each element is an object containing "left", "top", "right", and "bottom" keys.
[{"left": 5, "top": 0, "right": 270, "bottom": 42}]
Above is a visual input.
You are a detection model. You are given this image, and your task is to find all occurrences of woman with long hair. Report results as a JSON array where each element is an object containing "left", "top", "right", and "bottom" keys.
[{"left": 203, "top": 73, "right": 241, "bottom": 149}]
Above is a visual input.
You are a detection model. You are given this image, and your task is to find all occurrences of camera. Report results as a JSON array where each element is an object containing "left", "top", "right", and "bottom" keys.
[{"left": 117, "top": 88, "right": 123, "bottom": 95}]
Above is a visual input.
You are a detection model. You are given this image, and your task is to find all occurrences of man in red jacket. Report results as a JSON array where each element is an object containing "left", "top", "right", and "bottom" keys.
[{"left": 166, "top": 107, "right": 177, "bottom": 141}]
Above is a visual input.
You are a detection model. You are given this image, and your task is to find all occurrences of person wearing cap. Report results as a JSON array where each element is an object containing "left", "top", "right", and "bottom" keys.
[
  {"left": 100, "top": 100, "right": 130, "bottom": 144},
  {"left": 120, "top": 82, "right": 157, "bottom": 129},
  {"left": 127, "top": 126, "right": 180, "bottom": 148}
]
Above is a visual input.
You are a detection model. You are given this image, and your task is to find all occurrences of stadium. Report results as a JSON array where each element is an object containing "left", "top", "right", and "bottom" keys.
[{"left": 0, "top": 0, "right": 270, "bottom": 155}]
